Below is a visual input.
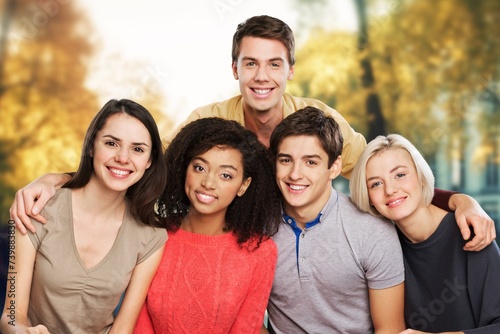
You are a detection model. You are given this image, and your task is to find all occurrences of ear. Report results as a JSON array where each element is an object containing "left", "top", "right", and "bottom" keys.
[
  {"left": 232, "top": 62, "right": 238, "bottom": 80},
  {"left": 287, "top": 65, "right": 295, "bottom": 80},
  {"left": 237, "top": 177, "right": 252, "bottom": 197},
  {"left": 146, "top": 157, "right": 152, "bottom": 170},
  {"left": 329, "top": 156, "right": 342, "bottom": 180}
]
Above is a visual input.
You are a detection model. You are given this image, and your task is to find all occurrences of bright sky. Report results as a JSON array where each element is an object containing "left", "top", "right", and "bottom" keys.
[{"left": 77, "top": 0, "right": 357, "bottom": 125}]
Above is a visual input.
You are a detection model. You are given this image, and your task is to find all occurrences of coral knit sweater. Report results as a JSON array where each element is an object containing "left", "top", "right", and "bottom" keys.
[{"left": 134, "top": 228, "right": 278, "bottom": 334}]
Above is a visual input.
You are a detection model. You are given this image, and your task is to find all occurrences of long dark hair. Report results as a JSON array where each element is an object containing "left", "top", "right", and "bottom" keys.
[
  {"left": 64, "top": 99, "right": 166, "bottom": 226},
  {"left": 158, "top": 118, "right": 281, "bottom": 248}
]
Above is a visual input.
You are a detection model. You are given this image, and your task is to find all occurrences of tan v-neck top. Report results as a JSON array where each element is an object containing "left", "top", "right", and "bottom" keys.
[{"left": 27, "top": 188, "right": 167, "bottom": 333}]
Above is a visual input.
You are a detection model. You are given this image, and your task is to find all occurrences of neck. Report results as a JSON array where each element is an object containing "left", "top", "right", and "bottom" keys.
[
  {"left": 71, "top": 182, "right": 126, "bottom": 222},
  {"left": 283, "top": 187, "right": 332, "bottom": 229},
  {"left": 395, "top": 204, "right": 447, "bottom": 243},
  {"left": 242, "top": 101, "right": 284, "bottom": 148},
  {"left": 181, "top": 210, "right": 228, "bottom": 236}
]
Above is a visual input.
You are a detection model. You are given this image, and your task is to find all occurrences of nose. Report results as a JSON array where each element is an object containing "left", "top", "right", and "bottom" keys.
[
  {"left": 385, "top": 180, "right": 399, "bottom": 195},
  {"left": 288, "top": 163, "right": 302, "bottom": 181},
  {"left": 115, "top": 148, "right": 130, "bottom": 164},
  {"left": 201, "top": 173, "right": 216, "bottom": 189},
  {"left": 254, "top": 65, "right": 269, "bottom": 82}
]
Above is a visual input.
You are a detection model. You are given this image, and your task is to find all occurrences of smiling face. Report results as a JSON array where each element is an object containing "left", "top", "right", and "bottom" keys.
[
  {"left": 232, "top": 36, "right": 294, "bottom": 116},
  {"left": 184, "top": 146, "right": 251, "bottom": 222},
  {"left": 275, "top": 135, "right": 341, "bottom": 223},
  {"left": 365, "top": 148, "right": 425, "bottom": 224},
  {"left": 92, "top": 113, "right": 152, "bottom": 194}
]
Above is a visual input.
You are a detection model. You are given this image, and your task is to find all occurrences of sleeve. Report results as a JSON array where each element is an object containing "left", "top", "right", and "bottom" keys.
[
  {"left": 306, "top": 98, "right": 367, "bottom": 179},
  {"left": 229, "top": 240, "right": 278, "bottom": 334},
  {"left": 431, "top": 188, "right": 457, "bottom": 211},
  {"left": 463, "top": 243, "right": 500, "bottom": 334},
  {"left": 133, "top": 302, "right": 155, "bottom": 333},
  {"left": 137, "top": 228, "right": 168, "bottom": 264},
  {"left": 27, "top": 219, "right": 44, "bottom": 249},
  {"left": 363, "top": 216, "right": 405, "bottom": 289}
]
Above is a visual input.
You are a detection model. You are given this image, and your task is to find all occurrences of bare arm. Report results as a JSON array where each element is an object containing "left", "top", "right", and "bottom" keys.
[
  {"left": 109, "top": 245, "right": 165, "bottom": 334},
  {"left": 369, "top": 282, "right": 406, "bottom": 334},
  {"left": 449, "top": 193, "right": 496, "bottom": 251},
  {"left": 0, "top": 225, "right": 49, "bottom": 333},
  {"left": 9, "top": 173, "right": 71, "bottom": 234}
]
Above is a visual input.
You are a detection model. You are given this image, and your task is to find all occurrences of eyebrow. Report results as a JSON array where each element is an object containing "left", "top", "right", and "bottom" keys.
[
  {"left": 241, "top": 56, "right": 285, "bottom": 63},
  {"left": 102, "top": 134, "right": 150, "bottom": 147},
  {"left": 277, "top": 153, "right": 322, "bottom": 160},
  {"left": 193, "top": 157, "right": 239, "bottom": 172},
  {"left": 366, "top": 165, "right": 407, "bottom": 182}
]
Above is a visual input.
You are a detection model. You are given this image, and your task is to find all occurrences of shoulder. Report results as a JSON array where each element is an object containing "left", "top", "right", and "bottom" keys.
[
  {"left": 283, "top": 93, "right": 332, "bottom": 111},
  {"left": 191, "top": 95, "right": 243, "bottom": 117},
  {"left": 34, "top": 188, "right": 71, "bottom": 228},
  {"left": 338, "top": 193, "right": 397, "bottom": 235},
  {"left": 124, "top": 210, "right": 168, "bottom": 244}
]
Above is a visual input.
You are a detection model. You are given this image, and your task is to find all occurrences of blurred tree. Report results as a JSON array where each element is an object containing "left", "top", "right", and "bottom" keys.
[
  {"left": 0, "top": 0, "right": 99, "bottom": 223},
  {"left": 354, "top": 0, "right": 386, "bottom": 141},
  {"left": 289, "top": 0, "right": 500, "bottom": 159},
  {"left": 0, "top": 1, "right": 174, "bottom": 223}
]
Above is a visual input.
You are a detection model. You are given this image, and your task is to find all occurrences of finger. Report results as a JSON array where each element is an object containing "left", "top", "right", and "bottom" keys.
[
  {"left": 31, "top": 191, "right": 52, "bottom": 219},
  {"left": 463, "top": 216, "right": 487, "bottom": 251},
  {"left": 9, "top": 192, "right": 30, "bottom": 234},
  {"left": 456, "top": 214, "right": 471, "bottom": 241}
]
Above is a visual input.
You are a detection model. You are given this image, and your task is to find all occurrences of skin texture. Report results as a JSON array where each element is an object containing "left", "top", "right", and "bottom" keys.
[
  {"left": 182, "top": 146, "right": 251, "bottom": 236},
  {"left": 275, "top": 135, "right": 340, "bottom": 227},
  {"left": 232, "top": 36, "right": 294, "bottom": 147},
  {"left": 90, "top": 113, "right": 152, "bottom": 195}
]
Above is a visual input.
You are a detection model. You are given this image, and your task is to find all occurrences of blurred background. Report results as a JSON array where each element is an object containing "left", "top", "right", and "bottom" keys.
[{"left": 0, "top": 0, "right": 499, "bottom": 305}]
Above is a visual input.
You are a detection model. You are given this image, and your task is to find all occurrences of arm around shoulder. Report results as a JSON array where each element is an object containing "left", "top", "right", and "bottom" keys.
[
  {"left": 446, "top": 192, "right": 496, "bottom": 251},
  {"left": 10, "top": 173, "right": 71, "bottom": 234}
]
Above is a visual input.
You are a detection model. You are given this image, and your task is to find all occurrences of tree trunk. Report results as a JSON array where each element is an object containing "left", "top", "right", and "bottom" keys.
[{"left": 354, "top": 0, "right": 386, "bottom": 141}]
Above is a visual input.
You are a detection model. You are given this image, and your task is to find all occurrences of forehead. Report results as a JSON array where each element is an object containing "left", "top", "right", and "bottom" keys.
[
  {"left": 99, "top": 113, "right": 151, "bottom": 140},
  {"left": 368, "top": 148, "right": 413, "bottom": 168},
  {"left": 278, "top": 135, "right": 326, "bottom": 157},
  {"left": 195, "top": 146, "right": 243, "bottom": 166},
  {"left": 238, "top": 36, "right": 289, "bottom": 61}
]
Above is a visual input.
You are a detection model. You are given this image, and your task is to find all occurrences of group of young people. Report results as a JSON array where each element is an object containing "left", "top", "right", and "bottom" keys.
[{"left": 2, "top": 14, "right": 499, "bottom": 334}]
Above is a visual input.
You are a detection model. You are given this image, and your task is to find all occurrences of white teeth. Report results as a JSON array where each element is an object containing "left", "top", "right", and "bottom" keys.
[
  {"left": 110, "top": 168, "right": 129, "bottom": 176},
  {"left": 388, "top": 198, "right": 404, "bottom": 206},
  {"left": 289, "top": 184, "right": 306, "bottom": 190},
  {"left": 254, "top": 89, "right": 271, "bottom": 95},
  {"left": 198, "top": 193, "right": 215, "bottom": 200}
]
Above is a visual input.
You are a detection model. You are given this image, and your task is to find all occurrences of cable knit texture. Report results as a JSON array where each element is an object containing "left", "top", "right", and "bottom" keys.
[{"left": 134, "top": 229, "right": 277, "bottom": 334}]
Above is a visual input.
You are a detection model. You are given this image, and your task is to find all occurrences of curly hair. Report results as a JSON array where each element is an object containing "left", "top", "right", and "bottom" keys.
[{"left": 158, "top": 118, "right": 281, "bottom": 249}]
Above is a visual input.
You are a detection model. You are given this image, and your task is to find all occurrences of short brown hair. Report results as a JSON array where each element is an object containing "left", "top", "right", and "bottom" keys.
[{"left": 231, "top": 15, "right": 295, "bottom": 66}]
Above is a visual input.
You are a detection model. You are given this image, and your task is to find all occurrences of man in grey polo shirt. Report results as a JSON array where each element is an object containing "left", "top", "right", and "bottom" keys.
[{"left": 266, "top": 106, "right": 405, "bottom": 333}]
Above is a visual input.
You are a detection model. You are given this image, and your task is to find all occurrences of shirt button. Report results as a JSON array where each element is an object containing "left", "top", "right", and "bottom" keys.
[
  {"left": 300, "top": 258, "right": 305, "bottom": 263},
  {"left": 301, "top": 234, "right": 305, "bottom": 239}
]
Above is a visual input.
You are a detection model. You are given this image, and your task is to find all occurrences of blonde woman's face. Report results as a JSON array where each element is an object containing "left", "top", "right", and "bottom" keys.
[{"left": 365, "top": 148, "right": 424, "bottom": 223}]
